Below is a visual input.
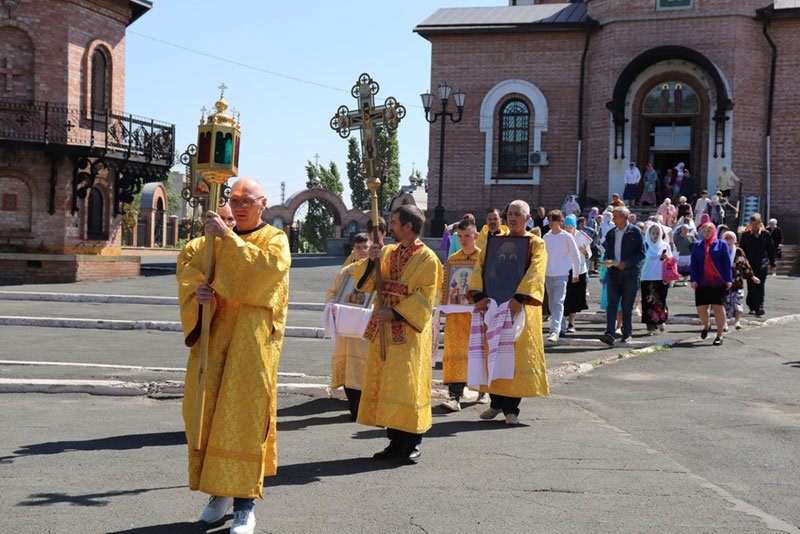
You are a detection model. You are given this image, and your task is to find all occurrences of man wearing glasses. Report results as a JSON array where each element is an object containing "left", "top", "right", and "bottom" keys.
[{"left": 177, "top": 177, "right": 290, "bottom": 534}]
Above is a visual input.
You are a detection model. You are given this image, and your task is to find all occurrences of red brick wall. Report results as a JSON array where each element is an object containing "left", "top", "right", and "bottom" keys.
[
  {"left": 0, "top": 256, "right": 140, "bottom": 284},
  {"left": 424, "top": 4, "right": 797, "bottom": 239}
]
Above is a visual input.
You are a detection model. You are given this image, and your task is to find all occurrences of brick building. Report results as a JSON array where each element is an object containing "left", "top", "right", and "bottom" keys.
[
  {"left": 416, "top": 0, "right": 799, "bottom": 240},
  {"left": 0, "top": 0, "right": 174, "bottom": 283}
]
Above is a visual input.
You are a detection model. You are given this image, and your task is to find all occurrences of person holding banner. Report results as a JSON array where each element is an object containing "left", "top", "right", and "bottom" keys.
[
  {"left": 438, "top": 219, "right": 487, "bottom": 412},
  {"left": 351, "top": 205, "right": 441, "bottom": 463},
  {"left": 177, "top": 178, "right": 290, "bottom": 532},
  {"left": 468, "top": 199, "right": 549, "bottom": 426}
]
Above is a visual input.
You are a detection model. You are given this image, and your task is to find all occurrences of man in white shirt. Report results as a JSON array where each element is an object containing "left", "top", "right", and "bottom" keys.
[
  {"left": 694, "top": 189, "right": 710, "bottom": 226},
  {"left": 623, "top": 162, "right": 641, "bottom": 206},
  {"left": 716, "top": 165, "right": 739, "bottom": 198},
  {"left": 543, "top": 210, "right": 581, "bottom": 343}
]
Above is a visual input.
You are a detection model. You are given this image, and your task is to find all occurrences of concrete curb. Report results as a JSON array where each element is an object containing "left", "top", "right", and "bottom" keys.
[{"left": 0, "top": 316, "right": 325, "bottom": 338}]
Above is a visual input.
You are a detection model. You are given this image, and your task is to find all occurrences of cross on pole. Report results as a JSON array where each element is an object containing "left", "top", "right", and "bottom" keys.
[
  {"left": 330, "top": 73, "right": 406, "bottom": 178},
  {"left": 0, "top": 57, "right": 22, "bottom": 92},
  {"left": 218, "top": 82, "right": 227, "bottom": 96}
]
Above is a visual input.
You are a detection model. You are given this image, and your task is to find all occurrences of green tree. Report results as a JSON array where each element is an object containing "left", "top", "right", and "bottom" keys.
[
  {"left": 376, "top": 127, "right": 400, "bottom": 207},
  {"left": 163, "top": 172, "right": 184, "bottom": 217},
  {"left": 347, "top": 137, "right": 370, "bottom": 210},
  {"left": 299, "top": 160, "right": 344, "bottom": 253}
]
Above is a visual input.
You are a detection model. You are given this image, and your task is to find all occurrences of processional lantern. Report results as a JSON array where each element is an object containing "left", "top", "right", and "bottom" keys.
[{"left": 196, "top": 83, "right": 241, "bottom": 186}]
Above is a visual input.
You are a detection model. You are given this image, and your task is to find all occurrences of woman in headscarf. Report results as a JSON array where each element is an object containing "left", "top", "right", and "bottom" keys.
[
  {"left": 563, "top": 195, "right": 581, "bottom": 217},
  {"left": 641, "top": 163, "right": 658, "bottom": 206},
  {"left": 705, "top": 195, "right": 724, "bottom": 225},
  {"left": 562, "top": 215, "right": 591, "bottom": 332},
  {"left": 722, "top": 231, "right": 760, "bottom": 331},
  {"left": 671, "top": 162, "right": 685, "bottom": 198},
  {"left": 690, "top": 222, "right": 733, "bottom": 345},
  {"left": 676, "top": 195, "right": 693, "bottom": 221},
  {"left": 657, "top": 198, "right": 678, "bottom": 227},
  {"left": 641, "top": 222, "right": 672, "bottom": 335}
]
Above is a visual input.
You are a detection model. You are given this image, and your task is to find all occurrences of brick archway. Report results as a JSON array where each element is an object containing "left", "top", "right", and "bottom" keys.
[{"left": 262, "top": 187, "right": 370, "bottom": 230}]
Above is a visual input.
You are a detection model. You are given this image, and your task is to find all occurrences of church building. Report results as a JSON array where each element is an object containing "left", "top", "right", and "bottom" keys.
[
  {"left": 0, "top": 0, "right": 174, "bottom": 283},
  {"left": 416, "top": 0, "right": 799, "bottom": 240}
]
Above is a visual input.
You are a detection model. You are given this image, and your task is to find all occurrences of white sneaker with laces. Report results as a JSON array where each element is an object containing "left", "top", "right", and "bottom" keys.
[
  {"left": 547, "top": 332, "right": 559, "bottom": 344},
  {"left": 230, "top": 509, "right": 255, "bottom": 534},
  {"left": 200, "top": 496, "right": 232, "bottom": 524},
  {"left": 480, "top": 407, "right": 502, "bottom": 420},
  {"left": 439, "top": 398, "right": 461, "bottom": 412},
  {"left": 505, "top": 413, "right": 520, "bottom": 425}
]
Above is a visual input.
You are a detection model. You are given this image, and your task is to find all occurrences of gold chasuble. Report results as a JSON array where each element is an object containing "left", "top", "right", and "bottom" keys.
[
  {"left": 177, "top": 224, "right": 290, "bottom": 499},
  {"left": 475, "top": 224, "right": 510, "bottom": 251},
  {"left": 468, "top": 232, "right": 549, "bottom": 398},
  {"left": 440, "top": 248, "right": 480, "bottom": 384},
  {"left": 350, "top": 240, "right": 442, "bottom": 434},
  {"left": 325, "top": 264, "right": 368, "bottom": 390}
]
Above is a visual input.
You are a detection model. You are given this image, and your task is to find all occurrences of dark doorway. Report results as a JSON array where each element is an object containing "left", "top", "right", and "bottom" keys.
[
  {"left": 87, "top": 187, "right": 106, "bottom": 240},
  {"left": 643, "top": 117, "right": 694, "bottom": 201}
]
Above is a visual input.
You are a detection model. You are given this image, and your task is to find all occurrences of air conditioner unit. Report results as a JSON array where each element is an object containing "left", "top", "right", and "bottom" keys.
[{"left": 529, "top": 151, "right": 548, "bottom": 166}]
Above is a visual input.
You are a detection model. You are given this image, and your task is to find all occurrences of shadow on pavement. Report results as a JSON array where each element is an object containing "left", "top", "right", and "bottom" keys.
[
  {"left": 0, "top": 431, "right": 185, "bottom": 463},
  {"left": 108, "top": 521, "right": 228, "bottom": 534},
  {"left": 277, "top": 413, "right": 353, "bottom": 431},
  {"left": 276, "top": 397, "right": 345, "bottom": 418},
  {"left": 350, "top": 418, "right": 525, "bottom": 441},
  {"left": 269, "top": 457, "right": 402, "bottom": 486},
  {"left": 782, "top": 361, "right": 800, "bottom": 369},
  {"left": 17, "top": 486, "right": 186, "bottom": 508}
]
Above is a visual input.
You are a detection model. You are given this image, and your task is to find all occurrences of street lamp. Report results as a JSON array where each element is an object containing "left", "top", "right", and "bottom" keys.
[{"left": 421, "top": 83, "right": 465, "bottom": 237}]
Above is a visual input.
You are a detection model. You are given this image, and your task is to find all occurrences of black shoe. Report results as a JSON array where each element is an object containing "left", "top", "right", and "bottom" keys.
[
  {"left": 701, "top": 328, "right": 709, "bottom": 340},
  {"left": 373, "top": 443, "right": 402, "bottom": 460},
  {"left": 599, "top": 333, "right": 615, "bottom": 346},
  {"left": 748, "top": 310, "right": 757, "bottom": 315},
  {"left": 755, "top": 309, "right": 765, "bottom": 317},
  {"left": 713, "top": 337, "right": 723, "bottom": 346}
]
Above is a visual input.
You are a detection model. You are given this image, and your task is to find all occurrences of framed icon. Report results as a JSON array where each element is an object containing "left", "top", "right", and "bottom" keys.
[
  {"left": 443, "top": 260, "right": 475, "bottom": 306},
  {"left": 335, "top": 274, "right": 374, "bottom": 309},
  {"left": 482, "top": 235, "right": 531, "bottom": 304}
]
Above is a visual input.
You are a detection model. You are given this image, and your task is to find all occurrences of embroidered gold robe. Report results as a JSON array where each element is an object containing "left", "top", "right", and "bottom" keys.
[
  {"left": 468, "top": 232, "right": 549, "bottom": 398},
  {"left": 441, "top": 248, "right": 480, "bottom": 384},
  {"left": 475, "top": 224, "right": 510, "bottom": 251},
  {"left": 177, "top": 224, "right": 290, "bottom": 499},
  {"left": 325, "top": 264, "right": 368, "bottom": 390},
  {"left": 350, "top": 240, "right": 441, "bottom": 434}
]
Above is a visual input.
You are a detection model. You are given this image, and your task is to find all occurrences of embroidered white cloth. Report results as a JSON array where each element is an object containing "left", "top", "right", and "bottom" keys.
[
  {"left": 321, "top": 302, "right": 372, "bottom": 340},
  {"left": 467, "top": 299, "right": 525, "bottom": 389},
  {"left": 430, "top": 304, "right": 474, "bottom": 367}
]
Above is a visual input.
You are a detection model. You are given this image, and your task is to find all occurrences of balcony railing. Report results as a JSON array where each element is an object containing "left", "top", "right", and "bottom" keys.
[{"left": 0, "top": 99, "right": 175, "bottom": 167}]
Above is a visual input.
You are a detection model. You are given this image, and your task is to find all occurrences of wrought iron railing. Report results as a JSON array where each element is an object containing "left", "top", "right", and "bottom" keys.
[{"left": 0, "top": 98, "right": 175, "bottom": 166}]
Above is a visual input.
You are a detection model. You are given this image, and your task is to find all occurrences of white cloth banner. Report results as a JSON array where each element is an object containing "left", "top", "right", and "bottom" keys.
[
  {"left": 320, "top": 302, "right": 372, "bottom": 340},
  {"left": 430, "top": 304, "right": 474, "bottom": 367},
  {"left": 466, "top": 299, "right": 525, "bottom": 389}
]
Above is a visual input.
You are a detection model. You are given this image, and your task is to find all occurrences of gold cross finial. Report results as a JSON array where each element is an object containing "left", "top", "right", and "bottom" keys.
[{"left": 218, "top": 82, "right": 228, "bottom": 97}]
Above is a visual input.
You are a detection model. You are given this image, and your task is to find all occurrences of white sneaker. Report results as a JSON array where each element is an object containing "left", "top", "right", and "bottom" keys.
[
  {"left": 735, "top": 320, "right": 742, "bottom": 330},
  {"left": 658, "top": 324, "right": 666, "bottom": 332},
  {"left": 723, "top": 324, "right": 729, "bottom": 333},
  {"left": 480, "top": 407, "right": 502, "bottom": 420},
  {"left": 200, "top": 495, "right": 232, "bottom": 524},
  {"left": 439, "top": 398, "right": 461, "bottom": 412},
  {"left": 475, "top": 392, "right": 489, "bottom": 404},
  {"left": 547, "top": 332, "right": 559, "bottom": 344},
  {"left": 230, "top": 509, "right": 255, "bottom": 534},
  {"left": 566, "top": 325, "right": 576, "bottom": 333},
  {"left": 505, "top": 413, "right": 520, "bottom": 425}
]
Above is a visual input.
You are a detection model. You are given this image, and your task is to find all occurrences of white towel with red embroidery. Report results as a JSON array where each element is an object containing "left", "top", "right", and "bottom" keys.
[
  {"left": 321, "top": 302, "right": 372, "bottom": 340},
  {"left": 467, "top": 299, "right": 525, "bottom": 389}
]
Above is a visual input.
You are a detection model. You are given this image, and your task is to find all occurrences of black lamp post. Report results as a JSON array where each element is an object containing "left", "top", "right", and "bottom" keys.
[{"left": 421, "top": 83, "right": 465, "bottom": 237}]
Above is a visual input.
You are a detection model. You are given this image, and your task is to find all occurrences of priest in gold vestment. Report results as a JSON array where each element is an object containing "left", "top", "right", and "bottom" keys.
[
  {"left": 469, "top": 199, "right": 549, "bottom": 426},
  {"left": 177, "top": 178, "right": 290, "bottom": 532},
  {"left": 350, "top": 205, "right": 441, "bottom": 463}
]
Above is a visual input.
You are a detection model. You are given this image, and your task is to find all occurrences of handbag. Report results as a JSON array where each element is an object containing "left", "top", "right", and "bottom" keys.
[{"left": 662, "top": 256, "right": 680, "bottom": 281}]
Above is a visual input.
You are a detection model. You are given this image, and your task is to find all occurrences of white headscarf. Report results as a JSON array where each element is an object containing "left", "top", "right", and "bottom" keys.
[
  {"left": 644, "top": 222, "right": 671, "bottom": 257},
  {"left": 599, "top": 212, "right": 614, "bottom": 243},
  {"left": 722, "top": 230, "right": 737, "bottom": 264}
]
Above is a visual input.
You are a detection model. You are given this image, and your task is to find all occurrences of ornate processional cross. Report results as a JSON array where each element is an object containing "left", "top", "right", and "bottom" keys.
[{"left": 330, "top": 73, "right": 406, "bottom": 178}]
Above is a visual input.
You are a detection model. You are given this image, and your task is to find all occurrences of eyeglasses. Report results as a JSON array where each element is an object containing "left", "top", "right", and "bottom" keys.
[{"left": 229, "top": 196, "right": 264, "bottom": 208}]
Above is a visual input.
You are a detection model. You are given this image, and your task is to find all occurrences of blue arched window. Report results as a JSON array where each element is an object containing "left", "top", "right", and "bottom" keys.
[{"left": 498, "top": 99, "right": 530, "bottom": 173}]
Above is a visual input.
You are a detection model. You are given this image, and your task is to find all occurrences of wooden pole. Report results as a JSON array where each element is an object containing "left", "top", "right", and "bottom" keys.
[
  {"left": 191, "top": 184, "right": 221, "bottom": 452},
  {"left": 367, "top": 178, "right": 386, "bottom": 361}
]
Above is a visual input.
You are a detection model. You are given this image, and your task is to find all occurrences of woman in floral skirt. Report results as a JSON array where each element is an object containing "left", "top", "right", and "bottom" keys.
[
  {"left": 640, "top": 222, "right": 673, "bottom": 335},
  {"left": 721, "top": 231, "right": 760, "bottom": 330}
]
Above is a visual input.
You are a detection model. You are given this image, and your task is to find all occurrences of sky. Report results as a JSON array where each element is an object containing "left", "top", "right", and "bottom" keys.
[{"left": 124, "top": 0, "right": 505, "bottom": 210}]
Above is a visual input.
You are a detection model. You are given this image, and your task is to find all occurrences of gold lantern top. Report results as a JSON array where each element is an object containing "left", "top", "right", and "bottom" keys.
[{"left": 196, "top": 84, "right": 241, "bottom": 183}]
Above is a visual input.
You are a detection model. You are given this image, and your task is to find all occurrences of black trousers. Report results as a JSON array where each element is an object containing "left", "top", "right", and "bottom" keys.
[
  {"left": 386, "top": 428, "right": 422, "bottom": 451},
  {"left": 746, "top": 267, "right": 768, "bottom": 312},
  {"left": 489, "top": 394, "right": 521, "bottom": 416},
  {"left": 344, "top": 387, "right": 361, "bottom": 418},
  {"left": 447, "top": 382, "right": 465, "bottom": 400}
]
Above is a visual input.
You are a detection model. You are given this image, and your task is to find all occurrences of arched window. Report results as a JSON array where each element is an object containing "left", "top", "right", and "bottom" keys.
[
  {"left": 87, "top": 187, "right": 105, "bottom": 239},
  {"left": 91, "top": 50, "right": 108, "bottom": 114},
  {"left": 498, "top": 100, "right": 530, "bottom": 173}
]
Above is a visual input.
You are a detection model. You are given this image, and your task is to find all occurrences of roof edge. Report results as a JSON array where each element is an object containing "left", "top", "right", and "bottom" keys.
[{"left": 128, "top": 0, "right": 152, "bottom": 26}]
